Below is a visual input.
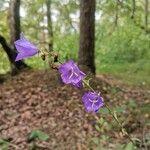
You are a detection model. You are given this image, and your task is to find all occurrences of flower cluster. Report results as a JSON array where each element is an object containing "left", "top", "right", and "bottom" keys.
[
  {"left": 59, "top": 60, "right": 104, "bottom": 112},
  {"left": 14, "top": 34, "right": 104, "bottom": 112}
]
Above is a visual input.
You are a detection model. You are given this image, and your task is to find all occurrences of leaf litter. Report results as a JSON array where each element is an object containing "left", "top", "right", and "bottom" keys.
[{"left": 0, "top": 70, "right": 149, "bottom": 150}]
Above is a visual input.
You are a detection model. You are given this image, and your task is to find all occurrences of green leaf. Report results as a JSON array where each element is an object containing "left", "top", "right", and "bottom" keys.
[
  {"left": 113, "top": 106, "right": 126, "bottom": 113},
  {"left": 113, "top": 111, "right": 118, "bottom": 121},
  {"left": 98, "top": 108, "right": 109, "bottom": 114},
  {"left": 97, "top": 117, "right": 104, "bottom": 125},
  {"left": 0, "top": 139, "right": 10, "bottom": 150},
  {"left": 128, "top": 100, "right": 137, "bottom": 108},
  {"left": 28, "top": 130, "right": 49, "bottom": 141},
  {"left": 95, "top": 125, "right": 101, "bottom": 131},
  {"left": 124, "top": 142, "right": 134, "bottom": 150},
  {"left": 91, "top": 137, "right": 99, "bottom": 145}
]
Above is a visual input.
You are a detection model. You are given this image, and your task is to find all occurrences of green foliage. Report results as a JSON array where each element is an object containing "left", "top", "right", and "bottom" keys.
[
  {"left": 0, "top": 139, "right": 10, "bottom": 150},
  {"left": 90, "top": 136, "right": 138, "bottom": 150},
  {"left": 0, "top": 49, "right": 10, "bottom": 73},
  {"left": 98, "top": 107, "right": 109, "bottom": 114},
  {"left": 97, "top": 61, "right": 150, "bottom": 86},
  {"left": 96, "top": 23, "right": 150, "bottom": 64},
  {"left": 98, "top": 106, "right": 126, "bottom": 114},
  {"left": 0, "top": 8, "right": 9, "bottom": 38},
  {"left": 28, "top": 130, "right": 49, "bottom": 141},
  {"left": 0, "top": 1, "right": 149, "bottom": 149},
  {"left": 0, "top": 0, "right": 150, "bottom": 87},
  {"left": 25, "top": 56, "right": 49, "bottom": 69},
  {"left": 114, "top": 142, "right": 137, "bottom": 150},
  {"left": 54, "top": 33, "right": 79, "bottom": 61},
  {"left": 123, "top": 142, "right": 136, "bottom": 150}
]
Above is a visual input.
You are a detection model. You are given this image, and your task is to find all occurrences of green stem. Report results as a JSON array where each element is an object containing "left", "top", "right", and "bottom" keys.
[
  {"left": 83, "top": 79, "right": 95, "bottom": 92},
  {"left": 82, "top": 80, "right": 135, "bottom": 145},
  {"left": 105, "top": 104, "right": 135, "bottom": 145}
]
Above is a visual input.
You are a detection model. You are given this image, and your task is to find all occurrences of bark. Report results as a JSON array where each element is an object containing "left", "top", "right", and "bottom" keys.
[
  {"left": 7, "top": 0, "right": 28, "bottom": 74},
  {"left": 131, "top": 0, "right": 135, "bottom": 20},
  {"left": 46, "top": 0, "right": 53, "bottom": 51},
  {"left": 78, "top": 0, "right": 96, "bottom": 74},
  {"left": 9, "top": 0, "right": 21, "bottom": 49},
  {"left": 64, "top": 4, "right": 77, "bottom": 33},
  {"left": 115, "top": 0, "right": 150, "bottom": 33},
  {"left": 144, "top": 0, "right": 149, "bottom": 33},
  {"left": 114, "top": 0, "right": 120, "bottom": 27}
]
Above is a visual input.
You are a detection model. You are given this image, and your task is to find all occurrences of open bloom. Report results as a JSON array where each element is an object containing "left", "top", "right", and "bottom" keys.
[
  {"left": 14, "top": 33, "right": 38, "bottom": 61},
  {"left": 82, "top": 91, "right": 104, "bottom": 112},
  {"left": 59, "top": 60, "right": 85, "bottom": 87}
]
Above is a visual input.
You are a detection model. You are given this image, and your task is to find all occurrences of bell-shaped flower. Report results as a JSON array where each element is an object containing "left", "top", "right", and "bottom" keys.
[
  {"left": 14, "top": 33, "right": 38, "bottom": 61},
  {"left": 59, "top": 60, "right": 85, "bottom": 87},
  {"left": 82, "top": 91, "right": 104, "bottom": 112}
]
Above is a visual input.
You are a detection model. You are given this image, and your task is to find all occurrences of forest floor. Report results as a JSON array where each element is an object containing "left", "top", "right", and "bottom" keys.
[{"left": 0, "top": 70, "right": 150, "bottom": 150}]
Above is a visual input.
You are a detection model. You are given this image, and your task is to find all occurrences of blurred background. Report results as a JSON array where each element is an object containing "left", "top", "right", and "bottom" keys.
[
  {"left": 0, "top": 0, "right": 150, "bottom": 86},
  {"left": 0, "top": 0, "right": 150, "bottom": 150}
]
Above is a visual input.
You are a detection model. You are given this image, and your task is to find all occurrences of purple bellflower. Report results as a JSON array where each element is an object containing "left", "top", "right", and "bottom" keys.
[
  {"left": 82, "top": 91, "right": 104, "bottom": 112},
  {"left": 14, "top": 33, "right": 38, "bottom": 61},
  {"left": 59, "top": 60, "right": 85, "bottom": 87}
]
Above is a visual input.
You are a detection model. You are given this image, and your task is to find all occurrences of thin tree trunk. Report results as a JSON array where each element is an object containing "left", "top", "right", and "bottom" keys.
[
  {"left": 78, "top": 0, "right": 96, "bottom": 74},
  {"left": 144, "top": 0, "right": 149, "bottom": 33},
  {"left": 131, "top": 0, "right": 135, "bottom": 20},
  {"left": 64, "top": 4, "right": 77, "bottom": 33},
  {"left": 0, "top": 35, "right": 17, "bottom": 65},
  {"left": 7, "top": 0, "right": 28, "bottom": 75},
  {"left": 114, "top": 0, "right": 119, "bottom": 27},
  {"left": 0, "top": 35, "right": 29, "bottom": 75},
  {"left": 46, "top": 0, "right": 53, "bottom": 51},
  {"left": 9, "top": 0, "right": 21, "bottom": 49}
]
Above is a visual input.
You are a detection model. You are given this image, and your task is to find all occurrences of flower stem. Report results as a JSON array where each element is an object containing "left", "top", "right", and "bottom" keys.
[
  {"left": 83, "top": 79, "right": 95, "bottom": 92},
  {"left": 104, "top": 104, "right": 135, "bottom": 145},
  {"left": 82, "top": 80, "right": 135, "bottom": 145}
]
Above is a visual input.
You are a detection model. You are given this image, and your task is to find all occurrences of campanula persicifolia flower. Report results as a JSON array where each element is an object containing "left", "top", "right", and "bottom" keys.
[
  {"left": 59, "top": 60, "right": 85, "bottom": 87},
  {"left": 82, "top": 91, "right": 104, "bottom": 112},
  {"left": 14, "top": 33, "right": 38, "bottom": 61}
]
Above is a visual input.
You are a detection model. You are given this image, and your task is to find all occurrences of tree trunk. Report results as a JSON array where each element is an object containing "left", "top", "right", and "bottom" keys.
[
  {"left": 64, "top": 4, "right": 77, "bottom": 33},
  {"left": 78, "top": 0, "right": 96, "bottom": 74},
  {"left": 9, "top": 0, "right": 21, "bottom": 49},
  {"left": 0, "top": 35, "right": 29, "bottom": 75},
  {"left": 131, "top": 0, "right": 135, "bottom": 20},
  {"left": 6, "top": 0, "right": 28, "bottom": 75},
  {"left": 144, "top": 0, "right": 149, "bottom": 33},
  {"left": 114, "top": 0, "right": 120, "bottom": 27},
  {"left": 46, "top": 0, "right": 53, "bottom": 51}
]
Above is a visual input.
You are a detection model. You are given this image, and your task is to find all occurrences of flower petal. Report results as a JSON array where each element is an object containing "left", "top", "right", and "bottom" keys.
[
  {"left": 14, "top": 33, "right": 38, "bottom": 61},
  {"left": 82, "top": 91, "right": 104, "bottom": 112},
  {"left": 59, "top": 60, "right": 86, "bottom": 86}
]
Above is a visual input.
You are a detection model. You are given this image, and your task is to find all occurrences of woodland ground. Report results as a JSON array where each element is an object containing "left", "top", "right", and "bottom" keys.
[{"left": 0, "top": 69, "right": 150, "bottom": 150}]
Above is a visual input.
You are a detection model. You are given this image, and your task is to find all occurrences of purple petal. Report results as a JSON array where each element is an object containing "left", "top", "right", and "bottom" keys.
[
  {"left": 73, "top": 81, "right": 83, "bottom": 88},
  {"left": 59, "top": 60, "right": 86, "bottom": 86},
  {"left": 59, "top": 60, "right": 74, "bottom": 75},
  {"left": 14, "top": 33, "right": 38, "bottom": 61},
  {"left": 82, "top": 91, "right": 104, "bottom": 112},
  {"left": 60, "top": 73, "right": 71, "bottom": 84}
]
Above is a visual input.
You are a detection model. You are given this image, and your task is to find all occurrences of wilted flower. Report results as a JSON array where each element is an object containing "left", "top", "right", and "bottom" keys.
[
  {"left": 15, "top": 33, "right": 38, "bottom": 61},
  {"left": 59, "top": 60, "right": 85, "bottom": 87},
  {"left": 82, "top": 91, "right": 104, "bottom": 112}
]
